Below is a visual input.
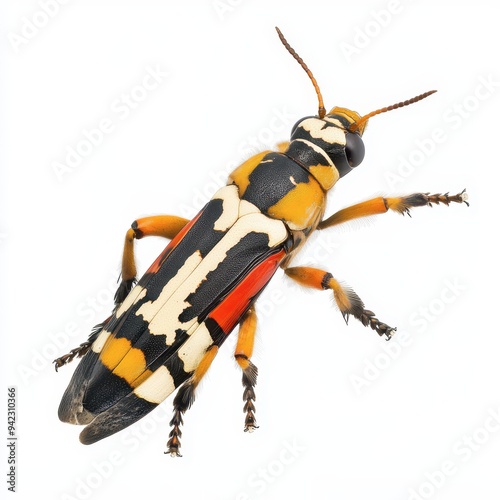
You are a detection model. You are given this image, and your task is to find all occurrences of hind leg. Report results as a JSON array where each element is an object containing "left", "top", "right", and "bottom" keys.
[
  {"left": 166, "top": 345, "right": 219, "bottom": 457},
  {"left": 54, "top": 215, "right": 189, "bottom": 371}
]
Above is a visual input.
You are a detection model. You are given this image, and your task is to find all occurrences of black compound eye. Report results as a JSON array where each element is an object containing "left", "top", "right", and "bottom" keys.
[{"left": 345, "top": 132, "right": 365, "bottom": 168}]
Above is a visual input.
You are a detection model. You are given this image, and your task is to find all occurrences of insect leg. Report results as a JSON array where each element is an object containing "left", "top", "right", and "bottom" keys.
[
  {"left": 317, "top": 189, "right": 468, "bottom": 230},
  {"left": 285, "top": 266, "right": 395, "bottom": 340},
  {"left": 234, "top": 306, "right": 258, "bottom": 433},
  {"left": 116, "top": 215, "right": 189, "bottom": 305},
  {"left": 166, "top": 345, "right": 219, "bottom": 457},
  {"left": 53, "top": 317, "right": 111, "bottom": 370}
]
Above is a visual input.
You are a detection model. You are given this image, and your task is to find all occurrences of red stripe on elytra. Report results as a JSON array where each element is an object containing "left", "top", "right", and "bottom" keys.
[
  {"left": 145, "top": 211, "right": 203, "bottom": 275},
  {"left": 209, "top": 249, "right": 286, "bottom": 334}
]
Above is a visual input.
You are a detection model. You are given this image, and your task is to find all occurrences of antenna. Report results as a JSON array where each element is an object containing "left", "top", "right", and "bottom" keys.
[
  {"left": 276, "top": 27, "right": 326, "bottom": 119},
  {"left": 349, "top": 90, "right": 437, "bottom": 133}
]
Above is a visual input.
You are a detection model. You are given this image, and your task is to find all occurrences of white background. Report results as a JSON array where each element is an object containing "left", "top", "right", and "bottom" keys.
[{"left": 2, "top": 1, "right": 499, "bottom": 499}]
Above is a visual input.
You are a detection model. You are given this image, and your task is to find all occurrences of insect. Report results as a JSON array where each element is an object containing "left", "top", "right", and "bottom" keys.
[{"left": 55, "top": 28, "right": 468, "bottom": 456}]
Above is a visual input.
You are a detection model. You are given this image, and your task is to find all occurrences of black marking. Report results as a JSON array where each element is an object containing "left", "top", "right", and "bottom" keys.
[
  {"left": 205, "top": 317, "right": 226, "bottom": 346},
  {"left": 164, "top": 354, "right": 191, "bottom": 389},
  {"left": 284, "top": 139, "right": 331, "bottom": 172},
  {"left": 79, "top": 392, "right": 158, "bottom": 444},
  {"left": 131, "top": 329, "right": 175, "bottom": 370},
  {"left": 145, "top": 331, "right": 189, "bottom": 373},
  {"left": 242, "top": 152, "right": 310, "bottom": 210},
  {"left": 321, "top": 272, "right": 333, "bottom": 290},
  {"left": 131, "top": 220, "right": 143, "bottom": 239},
  {"left": 83, "top": 360, "right": 134, "bottom": 414}
]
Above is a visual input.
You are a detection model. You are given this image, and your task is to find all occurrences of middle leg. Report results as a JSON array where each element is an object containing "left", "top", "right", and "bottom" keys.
[
  {"left": 234, "top": 306, "right": 259, "bottom": 433},
  {"left": 285, "top": 266, "right": 395, "bottom": 340}
]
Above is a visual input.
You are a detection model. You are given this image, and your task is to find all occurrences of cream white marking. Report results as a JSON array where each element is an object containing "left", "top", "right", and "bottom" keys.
[
  {"left": 301, "top": 118, "right": 346, "bottom": 145},
  {"left": 289, "top": 176, "right": 297, "bottom": 186},
  {"left": 133, "top": 366, "right": 176, "bottom": 404},
  {"left": 323, "top": 117, "right": 346, "bottom": 128},
  {"left": 178, "top": 323, "right": 214, "bottom": 373},
  {"left": 292, "top": 138, "right": 335, "bottom": 167},
  {"left": 115, "top": 285, "right": 147, "bottom": 318},
  {"left": 91, "top": 329, "right": 112, "bottom": 354},
  {"left": 238, "top": 199, "right": 259, "bottom": 217},
  {"left": 135, "top": 251, "right": 203, "bottom": 343},
  {"left": 212, "top": 185, "right": 240, "bottom": 231},
  {"left": 233, "top": 213, "right": 288, "bottom": 248}
]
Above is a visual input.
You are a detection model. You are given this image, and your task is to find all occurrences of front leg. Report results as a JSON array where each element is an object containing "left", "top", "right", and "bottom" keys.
[{"left": 318, "top": 190, "right": 468, "bottom": 230}]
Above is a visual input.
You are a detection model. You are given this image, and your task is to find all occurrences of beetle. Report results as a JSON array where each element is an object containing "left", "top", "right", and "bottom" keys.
[{"left": 55, "top": 27, "right": 468, "bottom": 456}]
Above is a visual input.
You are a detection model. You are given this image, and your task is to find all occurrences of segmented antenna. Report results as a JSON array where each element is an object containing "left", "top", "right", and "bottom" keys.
[
  {"left": 349, "top": 90, "right": 437, "bottom": 133},
  {"left": 276, "top": 27, "right": 326, "bottom": 119}
]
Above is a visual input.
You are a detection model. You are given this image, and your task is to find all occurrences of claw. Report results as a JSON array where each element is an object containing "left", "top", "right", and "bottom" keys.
[
  {"left": 244, "top": 424, "right": 259, "bottom": 433},
  {"left": 459, "top": 188, "right": 469, "bottom": 206},
  {"left": 166, "top": 449, "right": 182, "bottom": 458},
  {"left": 384, "top": 327, "right": 397, "bottom": 341}
]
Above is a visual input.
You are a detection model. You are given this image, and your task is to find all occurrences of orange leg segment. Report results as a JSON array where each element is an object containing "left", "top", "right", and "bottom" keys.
[{"left": 116, "top": 215, "right": 189, "bottom": 305}]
